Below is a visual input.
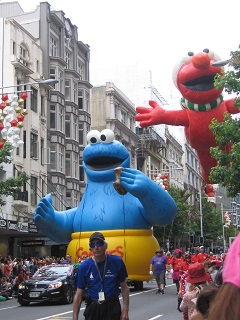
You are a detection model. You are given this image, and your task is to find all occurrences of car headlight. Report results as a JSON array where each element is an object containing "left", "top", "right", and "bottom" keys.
[
  {"left": 48, "top": 281, "right": 62, "bottom": 289},
  {"left": 19, "top": 283, "right": 25, "bottom": 290}
]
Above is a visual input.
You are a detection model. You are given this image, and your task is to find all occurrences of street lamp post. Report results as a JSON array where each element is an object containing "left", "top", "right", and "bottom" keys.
[
  {"left": 1, "top": 79, "right": 58, "bottom": 94},
  {"left": 221, "top": 203, "right": 226, "bottom": 252}
]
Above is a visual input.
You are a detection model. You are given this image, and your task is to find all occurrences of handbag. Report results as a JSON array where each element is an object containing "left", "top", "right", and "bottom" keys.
[{"left": 177, "top": 296, "right": 182, "bottom": 312}]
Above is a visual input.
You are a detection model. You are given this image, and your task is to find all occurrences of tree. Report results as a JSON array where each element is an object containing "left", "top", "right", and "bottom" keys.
[
  {"left": 154, "top": 186, "right": 224, "bottom": 251},
  {"left": 0, "top": 142, "right": 29, "bottom": 206},
  {"left": 209, "top": 49, "right": 240, "bottom": 197}
]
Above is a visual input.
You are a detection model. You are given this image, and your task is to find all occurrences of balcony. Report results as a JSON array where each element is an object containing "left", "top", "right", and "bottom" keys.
[{"left": 13, "top": 191, "right": 29, "bottom": 207}]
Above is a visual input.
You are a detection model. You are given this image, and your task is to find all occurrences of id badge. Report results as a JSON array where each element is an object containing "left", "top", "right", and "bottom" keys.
[{"left": 98, "top": 291, "right": 105, "bottom": 301}]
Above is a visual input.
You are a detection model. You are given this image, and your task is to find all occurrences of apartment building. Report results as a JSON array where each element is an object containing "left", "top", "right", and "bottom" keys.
[{"left": 0, "top": 1, "right": 91, "bottom": 257}]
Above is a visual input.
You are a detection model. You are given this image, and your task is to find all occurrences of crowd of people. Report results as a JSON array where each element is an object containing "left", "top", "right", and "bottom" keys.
[
  {"left": 1, "top": 237, "right": 240, "bottom": 320},
  {"left": 150, "top": 240, "right": 240, "bottom": 320}
]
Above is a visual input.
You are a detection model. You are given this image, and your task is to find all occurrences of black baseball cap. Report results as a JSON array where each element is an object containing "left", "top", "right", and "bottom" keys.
[{"left": 89, "top": 232, "right": 105, "bottom": 242}]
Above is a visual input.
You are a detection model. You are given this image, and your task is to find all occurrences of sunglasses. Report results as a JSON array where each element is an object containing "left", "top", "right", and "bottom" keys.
[{"left": 89, "top": 241, "right": 104, "bottom": 248}]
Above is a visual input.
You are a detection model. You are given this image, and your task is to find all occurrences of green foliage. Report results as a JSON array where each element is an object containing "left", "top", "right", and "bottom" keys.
[
  {"left": 154, "top": 186, "right": 224, "bottom": 250},
  {"left": 209, "top": 49, "right": 240, "bottom": 197},
  {"left": 0, "top": 142, "right": 29, "bottom": 206}
]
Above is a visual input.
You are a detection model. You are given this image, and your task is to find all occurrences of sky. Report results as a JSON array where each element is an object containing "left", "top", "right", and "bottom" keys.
[{"left": 3, "top": 0, "right": 240, "bottom": 140}]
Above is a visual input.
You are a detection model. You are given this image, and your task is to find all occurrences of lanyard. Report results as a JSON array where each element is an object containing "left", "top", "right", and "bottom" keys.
[{"left": 93, "top": 257, "right": 107, "bottom": 292}]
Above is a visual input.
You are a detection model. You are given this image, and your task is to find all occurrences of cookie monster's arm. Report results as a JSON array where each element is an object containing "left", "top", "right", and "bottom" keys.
[
  {"left": 34, "top": 194, "right": 77, "bottom": 243},
  {"left": 120, "top": 168, "right": 177, "bottom": 226}
]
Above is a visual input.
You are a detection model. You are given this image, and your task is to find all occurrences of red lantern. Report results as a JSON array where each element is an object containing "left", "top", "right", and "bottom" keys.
[
  {"left": 165, "top": 185, "right": 169, "bottom": 190},
  {"left": 0, "top": 123, "right": 4, "bottom": 131},
  {"left": 21, "top": 92, "right": 28, "bottom": 100},
  {"left": 1, "top": 94, "right": 8, "bottom": 102},
  {"left": 10, "top": 119, "right": 18, "bottom": 127},
  {"left": 0, "top": 103, "right": 5, "bottom": 110},
  {"left": 154, "top": 173, "right": 158, "bottom": 178},
  {"left": 0, "top": 141, "right": 4, "bottom": 148},
  {"left": 17, "top": 114, "right": 25, "bottom": 122}
]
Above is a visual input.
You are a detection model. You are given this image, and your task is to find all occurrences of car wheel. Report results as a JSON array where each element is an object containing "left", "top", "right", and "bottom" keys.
[
  {"left": 62, "top": 285, "right": 73, "bottom": 304},
  {"left": 18, "top": 300, "right": 30, "bottom": 306}
]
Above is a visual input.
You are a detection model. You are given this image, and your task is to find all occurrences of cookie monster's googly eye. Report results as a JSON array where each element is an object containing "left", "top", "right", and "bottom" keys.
[
  {"left": 87, "top": 130, "right": 101, "bottom": 144},
  {"left": 100, "top": 129, "right": 114, "bottom": 144}
]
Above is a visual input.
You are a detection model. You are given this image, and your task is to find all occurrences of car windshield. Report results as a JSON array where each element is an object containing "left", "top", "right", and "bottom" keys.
[{"left": 33, "top": 265, "right": 72, "bottom": 278}]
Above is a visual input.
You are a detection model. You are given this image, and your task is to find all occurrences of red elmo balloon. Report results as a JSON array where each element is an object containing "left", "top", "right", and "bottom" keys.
[{"left": 135, "top": 49, "right": 239, "bottom": 184}]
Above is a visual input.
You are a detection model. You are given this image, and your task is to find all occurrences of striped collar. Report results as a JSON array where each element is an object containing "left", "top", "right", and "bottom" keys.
[{"left": 181, "top": 95, "right": 223, "bottom": 111}]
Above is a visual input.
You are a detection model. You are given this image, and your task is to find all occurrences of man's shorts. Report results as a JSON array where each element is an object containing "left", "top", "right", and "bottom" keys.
[{"left": 155, "top": 272, "right": 165, "bottom": 284}]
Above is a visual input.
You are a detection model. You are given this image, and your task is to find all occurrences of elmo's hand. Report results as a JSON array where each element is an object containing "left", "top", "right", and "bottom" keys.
[{"left": 135, "top": 100, "right": 166, "bottom": 127}]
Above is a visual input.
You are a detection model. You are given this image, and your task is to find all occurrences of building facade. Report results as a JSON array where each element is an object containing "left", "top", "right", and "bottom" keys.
[
  {"left": 0, "top": 1, "right": 91, "bottom": 257},
  {"left": 91, "top": 82, "right": 139, "bottom": 168}
]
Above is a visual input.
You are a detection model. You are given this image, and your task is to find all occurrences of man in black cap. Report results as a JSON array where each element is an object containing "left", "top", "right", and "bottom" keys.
[
  {"left": 149, "top": 249, "right": 167, "bottom": 294},
  {"left": 73, "top": 231, "right": 129, "bottom": 320}
]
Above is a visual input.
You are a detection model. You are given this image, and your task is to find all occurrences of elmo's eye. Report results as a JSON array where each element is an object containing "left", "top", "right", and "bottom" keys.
[
  {"left": 87, "top": 130, "right": 101, "bottom": 144},
  {"left": 100, "top": 129, "right": 114, "bottom": 144},
  {"left": 182, "top": 52, "right": 194, "bottom": 64}
]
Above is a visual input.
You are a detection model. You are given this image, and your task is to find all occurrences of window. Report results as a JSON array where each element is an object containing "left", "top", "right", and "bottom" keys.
[
  {"left": 59, "top": 69, "right": 63, "bottom": 93},
  {"left": 36, "top": 59, "right": 39, "bottom": 73},
  {"left": 50, "top": 36, "right": 58, "bottom": 56},
  {"left": 65, "top": 114, "right": 70, "bottom": 138},
  {"left": 86, "top": 92, "right": 89, "bottom": 113},
  {"left": 59, "top": 146, "right": 64, "bottom": 173},
  {"left": 50, "top": 145, "right": 56, "bottom": 170},
  {"left": 121, "top": 111, "right": 126, "bottom": 124},
  {"left": 59, "top": 106, "right": 64, "bottom": 132},
  {"left": 19, "top": 43, "right": 30, "bottom": 67},
  {"left": 50, "top": 105, "right": 56, "bottom": 129},
  {"left": 73, "top": 116, "right": 77, "bottom": 140},
  {"left": 50, "top": 68, "right": 57, "bottom": 89},
  {"left": 78, "top": 60, "right": 84, "bottom": 80},
  {"left": 78, "top": 90, "right": 83, "bottom": 109},
  {"left": 65, "top": 79, "right": 71, "bottom": 100},
  {"left": 73, "top": 81, "right": 77, "bottom": 103},
  {"left": 79, "top": 122, "right": 83, "bottom": 145},
  {"left": 73, "top": 154, "right": 78, "bottom": 178},
  {"left": 30, "top": 87, "right": 38, "bottom": 112},
  {"left": 12, "top": 41, "right": 16, "bottom": 54},
  {"left": 79, "top": 162, "right": 84, "bottom": 181},
  {"left": 130, "top": 117, "right": 133, "bottom": 131},
  {"left": 66, "top": 152, "right": 71, "bottom": 176},
  {"left": 30, "top": 133, "right": 38, "bottom": 159},
  {"left": 65, "top": 50, "right": 71, "bottom": 69},
  {"left": 30, "top": 176, "right": 38, "bottom": 205},
  {"left": 40, "top": 96, "right": 45, "bottom": 116}
]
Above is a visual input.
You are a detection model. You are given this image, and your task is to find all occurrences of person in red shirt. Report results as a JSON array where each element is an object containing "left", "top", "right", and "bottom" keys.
[
  {"left": 180, "top": 252, "right": 191, "bottom": 275},
  {"left": 197, "top": 246, "right": 209, "bottom": 264},
  {"left": 171, "top": 249, "right": 184, "bottom": 293},
  {"left": 191, "top": 248, "right": 199, "bottom": 264},
  {"left": 3, "top": 260, "right": 12, "bottom": 281}
]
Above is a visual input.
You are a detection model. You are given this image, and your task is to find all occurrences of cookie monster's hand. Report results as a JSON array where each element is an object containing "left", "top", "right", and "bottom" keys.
[
  {"left": 119, "top": 168, "right": 155, "bottom": 199},
  {"left": 34, "top": 193, "right": 75, "bottom": 243},
  {"left": 120, "top": 168, "right": 177, "bottom": 226},
  {"left": 34, "top": 194, "right": 56, "bottom": 229}
]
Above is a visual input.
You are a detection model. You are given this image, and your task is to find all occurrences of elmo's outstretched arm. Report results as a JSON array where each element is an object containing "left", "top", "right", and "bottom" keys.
[
  {"left": 135, "top": 100, "right": 189, "bottom": 127},
  {"left": 225, "top": 98, "right": 240, "bottom": 114}
]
